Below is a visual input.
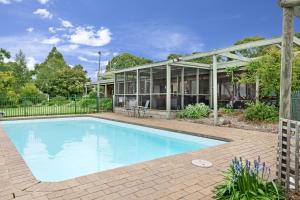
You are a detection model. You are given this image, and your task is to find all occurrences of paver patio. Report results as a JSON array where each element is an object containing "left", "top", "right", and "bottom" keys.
[{"left": 0, "top": 113, "right": 277, "bottom": 200}]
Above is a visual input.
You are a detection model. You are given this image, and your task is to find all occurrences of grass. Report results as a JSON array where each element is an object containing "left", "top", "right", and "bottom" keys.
[{"left": 0, "top": 105, "right": 96, "bottom": 117}]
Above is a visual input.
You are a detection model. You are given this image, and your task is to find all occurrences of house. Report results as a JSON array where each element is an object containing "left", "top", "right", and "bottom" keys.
[{"left": 98, "top": 36, "right": 300, "bottom": 119}]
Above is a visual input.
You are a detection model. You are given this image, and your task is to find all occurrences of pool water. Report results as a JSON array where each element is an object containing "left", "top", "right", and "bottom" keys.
[{"left": 2, "top": 117, "right": 225, "bottom": 182}]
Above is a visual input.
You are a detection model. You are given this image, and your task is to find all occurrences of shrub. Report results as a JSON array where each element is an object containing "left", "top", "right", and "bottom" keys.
[
  {"left": 48, "top": 96, "right": 71, "bottom": 106},
  {"left": 214, "top": 157, "right": 285, "bottom": 200},
  {"left": 177, "top": 103, "right": 210, "bottom": 119},
  {"left": 244, "top": 102, "right": 278, "bottom": 122},
  {"left": 79, "top": 97, "right": 96, "bottom": 108},
  {"left": 99, "top": 98, "right": 112, "bottom": 111}
]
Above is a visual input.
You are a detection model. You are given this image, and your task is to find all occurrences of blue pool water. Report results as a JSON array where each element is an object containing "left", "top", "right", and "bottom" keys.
[{"left": 1, "top": 117, "right": 225, "bottom": 182}]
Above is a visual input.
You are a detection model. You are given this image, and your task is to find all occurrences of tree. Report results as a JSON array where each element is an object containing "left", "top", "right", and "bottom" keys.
[
  {"left": 106, "top": 53, "right": 152, "bottom": 71},
  {"left": 13, "top": 50, "right": 31, "bottom": 88},
  {"left": 47, "top": 66, "right": 88, "bottom": 97},
  {"left": 234, "top": 36, "right": 265, "bottom": 58},
  {"left": 35, "top": 47, "right": 68, "bottom": 95},
  {"left": 0, "top": 48, "right": 10, "bottom": 63}
]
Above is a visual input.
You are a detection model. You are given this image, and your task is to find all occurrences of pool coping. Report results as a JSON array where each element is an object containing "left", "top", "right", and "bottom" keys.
[{"left": 0, "top": 113, "right": 277, "bottom": 200}]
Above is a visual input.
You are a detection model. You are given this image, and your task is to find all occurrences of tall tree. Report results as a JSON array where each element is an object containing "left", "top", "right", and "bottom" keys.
[
  {"left": 106, "top": 53, "right": 152, "bottom": 71},
  {"left": 12, "top": 50, "right": 31, "bottom": 88},
  {"left": 35, "top": 47, "right": 68, "bottom": 94},
  {"left": 234, "top": 36, "right": 265, "bottom": 58}
]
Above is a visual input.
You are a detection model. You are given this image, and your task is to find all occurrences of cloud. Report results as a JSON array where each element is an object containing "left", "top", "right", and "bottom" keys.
[
  {"left": 33, "top": 8, "right": 53, "bottom": 19},
  {"left": 42, "top": 36, "right": 61, "bottom": 44},
  {"left": 37, "top": 0, "right": 49, "bottom": 4},
  {"left": 48, "top": 27, "right": 55, "bottom": 33},
  {"left": 0, "top": 0, "right": 21, "bottom": 4},
  {"left": 78, "top": 56, "right": 98, "bottom": 64},
  {"left": 26, "top": 57, "right": 37, "bottom": 70},
  {"left": 61, "top": 19, "right": 73, "bottom": 28},
  {"left": 69, "top": 27, "right": 112, "bottom": 47},
  {"left": 114, "top": 22, "right": 204, "bottom": 60},
  {"left": 26, "top": 27, "right": 34, "bottom": 33}
]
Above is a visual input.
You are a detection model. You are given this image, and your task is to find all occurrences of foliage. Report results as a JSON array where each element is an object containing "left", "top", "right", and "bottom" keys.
[
  {"left": 220, "top": 107, "right": 235, "bottom": 114},
  {"left": 99, "top": 97, "right": 112, "bottom": 111},
  {"left": 35, "top": 48, "right": 88, "bottom": 97},
  {"left": 20, "top": 83, "right": 46, "bottom": 103},
  {"left": 0, "top": 48, "right": 10, "bottom": 62},
  {"left": 47, "top": 66, "right": 88, "bottom": 97},
  {"left": 47, "top": 96, "right": 71, "bottom": 106},
  {"left": 79, "top": 97, "right": 96, "bottom": 108},
  {"left": 234, "top": 36, "right": 266, "bottom": 58},
  {"left": 244, "top": 102, "right": 278, "bottom": 122},
  {"left": 177, "top": 103, "right": 210, "bottom": 119},
  {"left": 214, "top": 157, "right": 285, "bottom": 200},
  {"left": 106, "top": 53, "right": 152, "bottom": 71}
]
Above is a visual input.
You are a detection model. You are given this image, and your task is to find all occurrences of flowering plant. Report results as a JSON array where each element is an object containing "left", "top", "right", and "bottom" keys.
[{"left": 214, "top": 157, "right": 285, "bottom": 200}]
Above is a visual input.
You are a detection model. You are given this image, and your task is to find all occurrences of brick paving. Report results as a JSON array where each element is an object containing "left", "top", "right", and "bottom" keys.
[{"left": 0, "top": 113, "right": 277, "bottom": 200}]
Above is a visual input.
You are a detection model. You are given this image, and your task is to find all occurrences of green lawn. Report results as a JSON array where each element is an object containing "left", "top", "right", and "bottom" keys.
[{"left": 0, "top": 105, "right": 96, "bottom": 117}]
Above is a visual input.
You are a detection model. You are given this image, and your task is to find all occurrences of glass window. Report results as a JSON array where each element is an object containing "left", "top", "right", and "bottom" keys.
[
  {"left": 125, "top": 71, "right": 136, "bottom": 94},
  {"left": 115, "top": 73, "right": 124, "bottom": 94},
  {"left": 184, "top": 68, "right": 197, "bottom": 95},
  {"left": 139, "top": 69, "right": 150, "bottom": 94},
  {"left": 152, "top": 66, "right": 166, "bottom": 94}
]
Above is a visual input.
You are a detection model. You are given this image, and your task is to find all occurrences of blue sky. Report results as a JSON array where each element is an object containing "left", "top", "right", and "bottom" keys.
[{"left": 0, "top": 0, "right": 299, "bottom": 79}]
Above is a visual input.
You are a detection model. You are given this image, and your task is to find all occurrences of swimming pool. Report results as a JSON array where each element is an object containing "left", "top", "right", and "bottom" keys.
[{"left": 1, "top": 117, "right": 225, "bottom": 182}]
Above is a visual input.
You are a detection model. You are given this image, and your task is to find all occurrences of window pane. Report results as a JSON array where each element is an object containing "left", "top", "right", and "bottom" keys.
[{"left": 152, "top": 66, "right": 166, "bottom": 94}]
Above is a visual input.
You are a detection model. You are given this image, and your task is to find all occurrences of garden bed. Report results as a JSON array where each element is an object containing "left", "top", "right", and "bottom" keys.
[{"left": 177, "top": 109, "right": 278, "bottom": 134}]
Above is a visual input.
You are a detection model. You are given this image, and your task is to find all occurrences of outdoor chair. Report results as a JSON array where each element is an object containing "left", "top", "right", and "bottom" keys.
[
  {"left": 0, "top": 111, "right": 5, "bottom": 118},
  {"left": 124, "top": 100, "right": 137, "bottom": 117},
  {"left": 138, "top": 100, "right": 150, "bottom": 118}
]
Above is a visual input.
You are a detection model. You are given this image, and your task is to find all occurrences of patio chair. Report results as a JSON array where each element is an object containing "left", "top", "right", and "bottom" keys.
[
  {"left": 124, "top": 100, "right": 137, "bottom": 117},
  {"left": 0, "top": 111, "right": 5, "bottom": 118},
  {"left": 139, "top": 100, "right": 150, "bottom": 117}
]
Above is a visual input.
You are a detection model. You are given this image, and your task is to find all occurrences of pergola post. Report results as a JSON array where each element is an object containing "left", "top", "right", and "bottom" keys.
[
  {"left": 123, "top": 72, "right": 126, "bottom": 108},
  {"left": 104, "top": 84, "right": 108, "bottom": 97},
  {"left": 136, "top": 69, "right": 139, "bottom": 105},
  {"left": 280, "top": 7, "right": 294, "bottom": 119},
  {"left": 181, "top": 67, "right": 185, "bottom": 109},
  {"left": 113, "top": 73, "right": 116, "bottom": 111},
  {"left": 255, "top": 74, "right": 260, "bottom": 104},
  {"left": 209, "top": 70, "right": 213, "bottom": 108},
  {"left": 166, "top": 64, "right": 171, "bottom": 119},
  {"left": 213, "top": 55, "right": 218, "bottom": 126},
  {"left": 150, "top": 68, "right": 153, "bottom": 109},
  {"left": 196, "top": 68, "right": 200, "bottom": 103}
]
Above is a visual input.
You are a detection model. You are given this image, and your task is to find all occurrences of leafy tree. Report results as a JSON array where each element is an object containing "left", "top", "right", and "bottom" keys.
[
  {"left": 35, "top": 47, "right": 69, "bottom": 95},
  {"left": 234, "top": 36, "right": 265, "bottom": 58},
  {"left": 167, "top": 54, "right": 183, "bottom": 60},
  {"left": 0, "top": 48, "right": 10, "bottom": 63},
  {"left": 106, "top": 53, "right": 152, "bottom": 71},
  {"left": 13, "top": 50, "right": 31, "bottom": 88},
  {"left": 47, "top": 66, "right": 88, "bottom": 97}
]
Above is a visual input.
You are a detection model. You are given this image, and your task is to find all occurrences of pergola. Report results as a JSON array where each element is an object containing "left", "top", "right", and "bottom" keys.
[{"left": 113, "top": 36, "right": 300, "bottom": 123}]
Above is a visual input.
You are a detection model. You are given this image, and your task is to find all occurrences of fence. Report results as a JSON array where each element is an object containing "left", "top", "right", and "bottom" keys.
[
  {"left": 0, "top": 96, "right": 113, "bottom": 118},
  {"left": 292, "top": 91, "right": 300, "bottom": 121},
  {"left": 278, "top": 118, "right": 300, "bottom": 195}
]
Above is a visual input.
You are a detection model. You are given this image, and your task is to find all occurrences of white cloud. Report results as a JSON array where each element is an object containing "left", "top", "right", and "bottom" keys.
[
  {"left": 33, "top": 8, "right": 53, "bottom": 19},
  {"left": 0, "top": 0, "right": 21, "bottom": 4},
  {"left": 78, "top": 56, "right": 98, "bottom": 64},
  {"left": 26, "top": 57, "right": 37, "bottom": 70},
  {"left": 69, "top": 27, "right": 112, "bottom": 47},
  {"left": 37, "top": 0, "right": 49, "bottom": 4},
  {"left": 42, "top": 36, "right": 61, "bottom": 45},
  {"left": 61, "top": 19, "right": 73, "bottom": 28},
  {"left": 26, "top": 27, "right": 34, "bottom": 33},
  {"left": 48, "top": 27, "right": 55, "bottom": 33}
]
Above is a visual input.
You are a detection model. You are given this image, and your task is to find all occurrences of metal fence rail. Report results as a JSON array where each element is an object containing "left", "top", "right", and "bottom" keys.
[
  {"left": 0, "top": 96, "right": 112, "bottom": 118},
  {"left": 292, "top": 91, "right": 300, "bottom": 121}
]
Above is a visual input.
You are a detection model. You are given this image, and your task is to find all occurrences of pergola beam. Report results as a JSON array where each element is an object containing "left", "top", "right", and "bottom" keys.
[
  {"left": 171, "top": 62, "right": 210, "bottom": 70},
  {"left": 176, "top": 61, "right": 211, "bottom": 68},
  {"left": 279, "top": 0, "right": 300, "bottom": 7},
  {"left": 179, "top": 37, "right": 282, "bottom": 61},
  {"left": 219, "top": 52, "right": 251, "bottom": 62}
]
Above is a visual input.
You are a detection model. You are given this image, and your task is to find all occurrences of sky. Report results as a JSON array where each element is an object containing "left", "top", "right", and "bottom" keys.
[{"left": 0, "top": 0, "right": 299, "bottom": 80}]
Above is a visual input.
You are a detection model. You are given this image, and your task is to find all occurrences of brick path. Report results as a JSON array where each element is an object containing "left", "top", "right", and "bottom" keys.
[{"left": 0, "top": 113, "right": 277, "bottom": 200}]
